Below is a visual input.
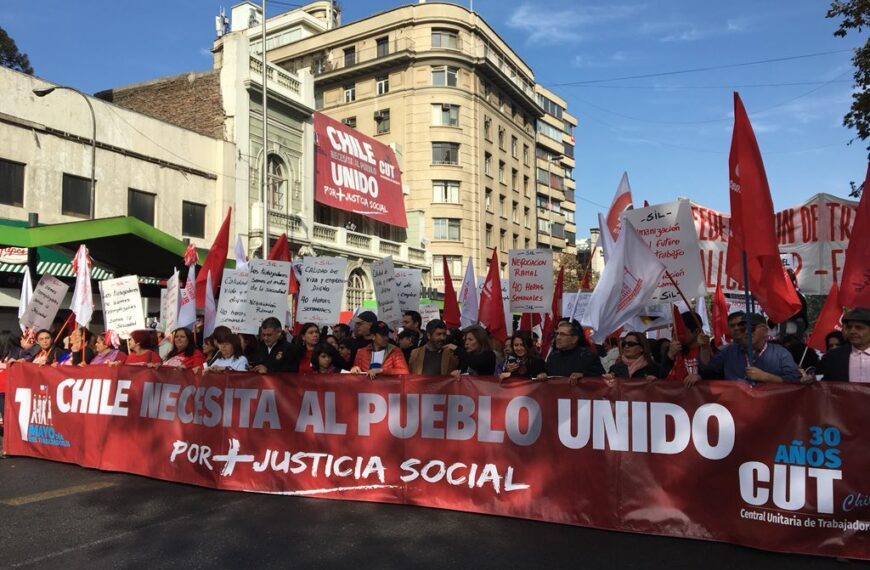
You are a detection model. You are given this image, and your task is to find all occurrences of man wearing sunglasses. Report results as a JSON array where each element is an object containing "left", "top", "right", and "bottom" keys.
[{"left": 699, "top": 313, "right": 800, "bottom": 383}]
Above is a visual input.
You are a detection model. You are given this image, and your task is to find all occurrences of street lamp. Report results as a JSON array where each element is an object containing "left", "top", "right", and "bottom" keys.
[{"left": 33, "top": 85, "right": 97, "bottom": 219}]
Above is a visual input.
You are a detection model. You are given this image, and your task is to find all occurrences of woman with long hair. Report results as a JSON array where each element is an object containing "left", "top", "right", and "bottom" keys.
[
  {"left": 605, "top": 332, "right": 661, "bottom": 380},
  {"left": 64, "top": 328, "right": 95, "bottom": 366},
  {"left": 289, "top": 322, "right": 321, "bottom": 373},
  {"left": 499, "top": 332, "right": 545, "bottom": 381},
  {"left": 162, "top": 327, "right": 205, "bottom": 369},
  {"left": 451, "top": 326, "right": 496, "bottom": 377},
  {"left": 205, "top": 328, "right": 248, "bottom": 372}
]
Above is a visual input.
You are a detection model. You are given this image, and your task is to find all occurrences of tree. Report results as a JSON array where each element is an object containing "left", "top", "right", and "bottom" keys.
[
  {"left": 827, "top": 1, "right": 870, "bottom": 157},
  {"left": 555, "top": 252, "right": 581, "bottom": 292},
  {"left": 0, "top": 26, "right": 33, "bottom": 75}
]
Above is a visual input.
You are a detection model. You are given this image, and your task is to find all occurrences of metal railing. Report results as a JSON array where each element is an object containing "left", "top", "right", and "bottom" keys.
[{"left": 311, "top": 38, "right": 415, "bottom": 75}]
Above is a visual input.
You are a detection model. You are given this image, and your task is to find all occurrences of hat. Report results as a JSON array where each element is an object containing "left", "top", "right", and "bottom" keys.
[
  {"left": 371, "top": 321, "right": 392, "bottom": 336},
  {"left": 353, "top": 311, "right": 377, "bottom": 325},
  {"left": 843, "top": 307, "right": 870, "bottom": 324}
]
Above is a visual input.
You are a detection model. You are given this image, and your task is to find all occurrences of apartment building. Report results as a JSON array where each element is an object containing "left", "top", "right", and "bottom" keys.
[{"left": 262, "top": 1, "right": 544, "bottom": 289}]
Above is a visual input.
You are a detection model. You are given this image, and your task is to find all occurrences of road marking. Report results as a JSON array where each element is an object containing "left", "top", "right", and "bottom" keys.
[{"left": 0, "top": 481, "right": 117, "bottom": 506}]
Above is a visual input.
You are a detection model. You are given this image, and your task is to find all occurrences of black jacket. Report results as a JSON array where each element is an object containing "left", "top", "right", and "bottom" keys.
[
  {"left": 249, "top": 339, "right": 294, "bottom": 373},
  {"left": 820, "top": 345, "right": 852, "bottom": 382},
  {"left": 454, "top": 347, "right": 496, "bottom": 375},
  {"left": 502, "top": 356, "right": 546, "bottom": 379},
  {"left": 545, "top": 344, "right": 605, "bottom": 377},
  {"left": 609, "top": 359, "right": 662, "bottom": 379}
]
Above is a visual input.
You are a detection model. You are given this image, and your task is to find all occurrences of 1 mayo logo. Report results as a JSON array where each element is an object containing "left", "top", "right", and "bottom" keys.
[{"left": 14, "top": 385, "right": 70, "bottom": 447}]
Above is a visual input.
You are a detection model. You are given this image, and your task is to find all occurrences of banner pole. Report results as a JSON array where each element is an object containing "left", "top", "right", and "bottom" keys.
[
  {"left": 741, "top": 251, "right": 754, "bottom": 362},
  {"left": 665, "top": 271, "right": 703, "bottom": 331},
  {"left": 797, "top": 344, "right": 809, "bottom": 369}
]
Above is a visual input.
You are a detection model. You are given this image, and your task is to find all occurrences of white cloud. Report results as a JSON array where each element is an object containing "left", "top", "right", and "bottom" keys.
[
  {"left": 506, "top": 3, "right": 645, "bottom": 45},
  {"left": 572, "top": 51, "right": 628, "bottom": 68},
  {"left": 644, "top": 17, "right": 748, "bottom": 43}
]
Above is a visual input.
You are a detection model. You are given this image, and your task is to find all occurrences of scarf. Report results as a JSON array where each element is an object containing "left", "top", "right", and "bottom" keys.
[{"left": 622, "top": 354, "right": 649, "bottom": 378}]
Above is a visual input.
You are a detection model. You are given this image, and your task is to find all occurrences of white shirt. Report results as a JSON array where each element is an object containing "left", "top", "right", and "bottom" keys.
[
  {"left": 206, "top": 355, "right": 248, "bottom": 371},
  {"left": 849, "top": 347, "right": 870, "bottom": 383}
]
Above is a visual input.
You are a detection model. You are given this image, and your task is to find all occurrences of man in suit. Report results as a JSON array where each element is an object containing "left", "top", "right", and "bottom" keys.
[
  {"left": 820, "top": 307, "right": 870, "bottom": 382},
  {"left": 250, "top": 317, "right": 293, "bottom": 373},
  {"left": 408, "top": 319, "right": 459, "bottom": 376}
]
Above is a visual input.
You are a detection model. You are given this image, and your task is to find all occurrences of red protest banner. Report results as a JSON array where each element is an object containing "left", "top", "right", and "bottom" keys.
[
  {"left": 4, "top": 364, "right": 869, "bottom": 560},
  {"left": 313, "top": 112, "right": 407, "bottom": 228}
]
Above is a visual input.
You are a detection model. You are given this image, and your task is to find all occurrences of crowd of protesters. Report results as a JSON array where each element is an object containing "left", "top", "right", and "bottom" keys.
[{"left": 2, "top": 305, "right": 868, "bottom": 389}]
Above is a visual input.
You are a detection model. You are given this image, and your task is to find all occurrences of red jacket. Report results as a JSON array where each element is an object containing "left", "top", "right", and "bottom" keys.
[{"left": 353, "top": 345, "right": 409, "bottom": 375}]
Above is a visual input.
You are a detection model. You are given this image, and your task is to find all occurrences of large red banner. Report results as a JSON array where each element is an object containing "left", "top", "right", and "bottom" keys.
[
  {"left": 313, "top": 112, "right": 407, "bottom": 227},
  {"left": 4, "top": 364, "right": 869, "bottom": 560}
]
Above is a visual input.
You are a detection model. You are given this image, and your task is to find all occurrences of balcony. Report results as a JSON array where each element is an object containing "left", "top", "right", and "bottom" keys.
[
  {"left": 312, "top": 38, "right": 415, "bottom": 83},
  {"left": 310, "top": 222, "right": 430, "bottom": 267},
  {"left": 268, "top": 211, "right": 308, "bottom": 242},
  {"left": 476, "top": 44, "right": 542, "bottom": 117},
  {"left": 248, "top": 56, "right": 312, "bottom": 110}
]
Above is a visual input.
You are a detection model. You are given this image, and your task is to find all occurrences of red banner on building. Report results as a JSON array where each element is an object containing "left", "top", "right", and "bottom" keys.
[
  {"left": 313, "top": 112, "right": 407, "bottom": 228},
  {"left": 4, "top": 364, "right": 869, "bottom": 560}
]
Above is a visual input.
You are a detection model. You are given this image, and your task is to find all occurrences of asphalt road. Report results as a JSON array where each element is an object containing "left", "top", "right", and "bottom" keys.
[{"left": 0, "top": 441, "right": 856, "bottom": 570}]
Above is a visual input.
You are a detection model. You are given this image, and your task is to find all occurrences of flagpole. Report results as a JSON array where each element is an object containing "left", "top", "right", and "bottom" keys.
[
  {"left": 741, "top": 251, "right": 754, "bottom": 362},
  {"left": 580, "top": 246, "right": 596, "bottom": 290},
  {"left": 664, "top": 271, "right": 703, "bottom": 331}
]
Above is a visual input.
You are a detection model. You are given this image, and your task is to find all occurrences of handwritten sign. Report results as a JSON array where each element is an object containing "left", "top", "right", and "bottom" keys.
[
  {"left": 418, "top": 304, "right": 441, "bottom": 329},
  {"left": 394, "top": 268, "right": 422, "bottom": 313},
  {"left": 297, "top": 256, "right": 347, "bottom": 326},
  {"left": 508, "top": 249, "right": 553, "bottom": 312},
  {"left": 246, "top": 259, "right": 291, "bottom": 329},
  {"left": 20, "top": 275, "right": 69, "bottom": 332},
  {"left": 622, "top": 200, "right": 705, "bottom": 303},
  {"left": 99, "top": 275, "right": 145, "bottom": 335},
  {"left": 372, "top": 256, "right": 400, "bottom": 324},
  {"left": 563, "top": 292, "right": 593, "bottom": 322},
  {"left": 160, "top": 270, "right": 179, "bottom": 333},
  {"left": 215, "top": 269, "right": 256, "bottom": 334}
]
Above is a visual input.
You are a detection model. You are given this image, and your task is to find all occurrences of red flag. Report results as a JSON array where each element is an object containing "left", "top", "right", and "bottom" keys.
[
  {"left": 195, "top": 208, "right": 231, "bottom": 308},
  {"left": 711, "top": 282, "right": 731, "bottom": 345},
  {"left": 478, "top": 249, "right": 507, "bottom": 343},
  {"left": 540, "top": 266, "right": 564, "bottom": 357},
  {"left": 441, "top": 256, "right": 461, "bottom": 329},
  {"left": 519, "top": 313, "right": 542, "bottom": 331},
  {"left": 268, "top": 233, "right": 290, "bottom": 262},
  {"left": 643, "top": 200, "right": 650, "bottom": 208},
  {"left": 672, "top": 303, "right": 687, "bottom": 342},
  {"left": 725, "top": 93, "right": 801, "bottom": 323},
  {"left": 183, "top": 243, "right": 198, "bottom": 267},
  {"left": 808, "top": 281, "right": 843, "bottom": 352},
  {"left": 606, "top": 172, "right": 634, "bottom": 240},
  {"left": 839, "top": 164, "right": 870, "bottom": 308}
]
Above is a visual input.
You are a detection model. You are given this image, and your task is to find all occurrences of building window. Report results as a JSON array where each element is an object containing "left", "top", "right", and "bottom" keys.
[
  {"left": 343, "top": 47, "right": 356, "bottom": 67},
  {"left": 523, "top": 207, "right": 530, "bottom": 228},
  {"left": 267, "top": 154, "right": 286, "bottom": 210},
  {"left": 127, "top": 188, "right": 155, "bottom": 225},
  {"left": 484, "top": 153, "right": 492, "bottom": 176},
  {"left": 433, "top": 218, "right": 461, "bottom": 240},
  {"left": 376, "top": 75, "right": 389, "bottom": 95},
  {"left": 523, "top": 175, "right": 529, "bottom": 196},
  {"left": 0, "top": 158, "right": 25, "bottom": 206},
  {"left": 563, "top": 141, "right": 575, "bottom": 159},
  {"left": 565, "top": 167, "right": 574, "bottom": 180},
  {"left": 485, "top": 224, "right": 493, "bottom": 247},
  {"left": 342, "top": 116, "right": 357, "bottom": 128},
  {"left": 432, "top": 142, "right": 459, "bottom": 165},
  {"left": 433, "top": 255, "right": 462, "bottom": 277},
  {"left": 375, "top": 109, "right": 390, "bottom": 134},
  {"left": 498, "top": 127, "right": 505, "bottom": 149},
  {"left": 61, "top": 173, "right": 91, "bottom": 218},
  {"left": 511, "top": 169, "right": 518, "bottom": 191},
  {"left": 433, "top": 180, "right": 460, "bottom": 203},
  {"left": 182, "top": 201, "right": 206, "bottom": 238},
  {"left": 485, "top": 188, "right": 493, "bottom": 212},
  {"left": 536, "top": 167, "right": 550, "bottom": 185},
  {"left": 537, "top": 218, "right": 550, "bottom": 234},
  {"left": 484, "top": 116, "right": 491, "bottom": 140},
  {"left": 315, "top": 90, "right": 323, "bottom": 110},
  {"left": 500, "top": 229, "right": 506, "bottom": 250},
  {"left": 511, "top": 136, "right": 518, "bottom": 158},
  {"left": 347, "top": 268, "right": 370, "bottom": 309},
  {"left": 343, "top": 83, "right": 356, "bottom": 103},
  {"left": 376, "top": 36, "right": 389, "bottom": 58},
  {"left": 523, "top": 144, "right": 529, "bottom": 165},
  {"left": 432, "top": 103, "right": 459, "bottom": 126},
  {"left": 512, "top": 201, "right": 518, "bottom": 223},
  {"left": 432, "top": 65, "right": 458, "bottom": 87},
  {"left": 498, "top": 161, "right": 505, "bottom": 184},
  {"left": 431, "top": 28, "right": 459, "bottom": 49},
  {"left": 498, "top": 195, "right": 506, "bottom": 218},
  {"left": 483, "top": 80, "right": 491, "bottom": 98},
  {"left": 513, "top": 233, "right": 519, "bottom": 249},
  {"left": 537, "top": 120, "right": 562, "bottom": 140}
]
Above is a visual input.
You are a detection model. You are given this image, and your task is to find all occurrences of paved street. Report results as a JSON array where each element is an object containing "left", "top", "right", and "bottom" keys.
[{"left": 0, "top": 439, "right": 853, "bottom": 570}]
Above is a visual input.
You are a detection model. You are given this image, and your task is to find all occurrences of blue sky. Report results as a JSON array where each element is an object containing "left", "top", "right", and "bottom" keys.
[{"left": 2, "top": 1, "right": 865, "bottom": 234}]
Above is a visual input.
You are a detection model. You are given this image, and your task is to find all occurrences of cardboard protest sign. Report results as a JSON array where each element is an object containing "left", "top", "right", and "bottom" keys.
[
  {"left": 372, "top": 256, "right": 400, "bottom": 324},
  {"left": 563, "top": 292, "right": 593, "bottom": 322},
  {"left": 98, "top": 275, "right": 144, "bottom": 335},
  {"left": 161, "top": 270, "right": 180, "bottom": 333},
  {"left": 418, "top": 304, "right": 441, "bottom": 329},
  {"left": 394, "top": 268, "right": 422, "bottom": 313},
  {"left": 246, "top": 260, "right": 292, "bottom": 329},
  {"left": 20, "top": 275, "right": 69, "bottom": 332},
  {"left": 508, "top": 249, "right": 553, "bottom": 312},
  {"left": 297, "top": 256, "right": 347, "bottom": 326},
  {"left": 215, "top": 269, "right": 256, "bottom": 334},
  {"left": 622, "top": 200, "right": 706, "bottom": 303}
]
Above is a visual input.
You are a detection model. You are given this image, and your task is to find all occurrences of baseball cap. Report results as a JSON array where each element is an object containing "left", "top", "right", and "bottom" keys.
[
  {"left": 353, "top": 311, "right": 377, "bottom": 324},
  {"left": 371, "top": 321, "right": 392, "bottom": 336}
]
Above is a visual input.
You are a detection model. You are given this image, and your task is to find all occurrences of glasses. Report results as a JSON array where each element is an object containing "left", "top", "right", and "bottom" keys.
[{"left": 621, "top": 341, "right": 640, "bottom": 348}]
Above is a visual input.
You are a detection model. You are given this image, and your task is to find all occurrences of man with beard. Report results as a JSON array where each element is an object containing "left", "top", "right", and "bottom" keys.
[{"left": 408, "top": 319, "right": 459, "bottom": 375}]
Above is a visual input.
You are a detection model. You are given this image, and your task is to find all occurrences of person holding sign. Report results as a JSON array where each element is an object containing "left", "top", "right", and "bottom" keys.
[
  {"left": 350, "top": 321, "right": 409, "bottom": 378},
  {"left": 205, "top": 329, "right": 249, "bottom": 372},
  {"left": 499, "top": 332, "right": 545, "bottom": 381},
  {"left": 249, "top": 318, "right": 293, "bottom": 374},
  {"left": 162, "top": 328, "right": 206, "bottom": 369},
  {"left": 125, "top": 330, "right": 162, "bottom": 366},
  {"left": 31, "top": 330, "right": 65, "bottom": 366}
]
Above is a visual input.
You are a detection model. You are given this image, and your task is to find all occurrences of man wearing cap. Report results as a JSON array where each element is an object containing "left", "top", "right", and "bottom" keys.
[
  {"left": 350, "top": 321, "right": 409, "bottom": 378},
  {"left": 820, "top": 307, "right": 870, "bottom": 382},
  {"left": 408, "top": 319, "right": 459, "bottom": 375},
  {"left": 351, "top": 310, "right": 377, "bottom": 361},
  {"left": 699, "top": 313, "right": 800, "bottom": 383}
]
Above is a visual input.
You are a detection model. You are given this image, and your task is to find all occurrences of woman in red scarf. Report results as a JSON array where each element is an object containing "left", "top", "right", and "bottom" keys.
[{"left": 605, "top": 333, "right": 661, "bottom": 380}]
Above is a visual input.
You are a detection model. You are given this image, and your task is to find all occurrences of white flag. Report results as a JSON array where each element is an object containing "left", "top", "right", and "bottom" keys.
[
  {"left": 69, "top": 245, "right": 94, "bottom": 328},
  {"left": 459, "top": 256, "right": 478, "bottom": 328},
  {"left": 234, "top": 235, "right": 249, "bottom": 272},
  {"left": 177, "top": 264, "right": 197, "bottom": 329},
  {"left": 204, "top": 270, "right": 216, "bottom": 338},
  {"left": 18, "top": 266, "right": 33, "bottom": 332},
  {"left": 582, "top": 221, "right": 666, "bottom": 343},
  {"left": 597, "top": 212, "right": 616, "bottom": 264}
]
